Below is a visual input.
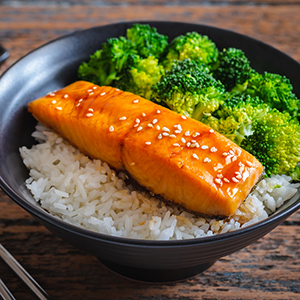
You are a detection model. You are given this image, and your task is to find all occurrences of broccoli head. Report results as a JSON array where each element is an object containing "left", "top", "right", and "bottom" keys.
[
  {"left": 115, "top": 55, "right": 165, "bottom": 100},
  {"left": 202, "top": 94, "right": 270, "bottom": 145},
  {"left": 203, "top": 94, "right": 300, "bottom": 176},
  {"left": 78, "top": 23, "right": 168, "bottom": 87},
  {"left": 151, "top": 59, "right": 226, "bottom": 121},
  {"left": 162, "top": 32, "right": 219, "bottom": 70},
  {"left": 78, "top": 36, "right": 136, "bottom": 86},
  {"left": 241, "top": 109, "right": 300, "bottom": 176},
  {"left": 126, "top": 23, "right": 168, "bottom": 59},
  {"left": 213, "top": 47, "right": 253, "bottom": 91},
  {"left": 243, "top": 71, "right": 300, "bottom": 119}
]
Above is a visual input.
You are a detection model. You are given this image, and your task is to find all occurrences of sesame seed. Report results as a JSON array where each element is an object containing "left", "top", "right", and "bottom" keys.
[
  {"left": 100, "top": 92, "right": 106, "bottom": 96},
  {"left": 156, "top": 110, "right": 161, "bottom": 114},
  {"left": 109, "top": 126, "right": 114, "bottom": 132},
  {"left": 192, "top": 132, "right": 200, "bottom": 137},
  {"left": 209, "top": 129, "right": 214, "bottom": 133},
  {"left": 223, "top": 178, "right": 230, "bottom": 183},
  {"left": 131, "top": 162, "right": 135, "bottom": 166},
  {"left": 232, "top": 156, "right": 237, "bottom": 162},
  {"left": 210, "top": 147, "right": 217, "bottom": 153},
  {"left": 133, "top": 99, "right": 139, "bottom": 103},
  {"left": 173, "top": 143, "right": 181, "bottom": 147},
  {"left": 204, "top": 157, "right": 211, "bottom": 163},
  {"left": 64, "top": 94, "right": 68, "bottom": 98},
  {"left": 175, "top": 130, "right": 181, "bottom": 134},
  {"left": 191, "top": 140, "right": 196, "bottom": 143},
  {"left": 136, "top": 118, "right": 140, "bottom": 123},
  {"left": 148, "top": 123, "right": 154, "bottom": 128},
  {"left": 156, "top": 125, "right": 160, "bottom": 130},
  {"left": 49, "top": 92, "right": 55, "bottom": 96},
  {"left": 232, "top": 177, "right": 239, "bottom": 183},
  {"left": 86, "top": 113, "right": 93, "bottom": 117},
  {"left": 201, "top": 145, "right": 209, "bottom": 150},
  {"left": 134, "top": 123, "right": 139, "bottom": 128},
  {"left": 137, "top": 126, "right": 143, "bottom": 131},
  {"left": 93, "top": 86, "right": 97, "bottom": 90},
  {"left": 192, "top": 153, "right": 199, "bottom": 160},
  {"left": 56, "top": 107, "right": 62, "bottom": 110},
  {"left": 181, "top": 115, "right": 187, "bottom": 120},
  {"left": 145, "top": 141, "right": 151, "bottom": 145},
  {"left": 222, "top": 152, "right": 228, "bottom": 156},
  {"left": 236, "top": 173, "right": 242, "bottom": 180},
  {"left": 178, "top": 124, "right": 182, "bottom": 131},
  {"left": 190, "top": 143, "right": 196, "bottom": 148},
  {"left": 119, "top": 116, "right": 127, "bottom": 120},
  {"left": 215, "top": 178, "right": 222, "bottom": 184},
  {"left": 184, "top": 131, "right": 191, "bottom": 136},
  {"left": 216, "top": 174, "right": 223, "bottom": 178},
  {"left": 153, "top": 119, "right": 158, "bottom": 124},
  {"left": 162, "top": 127, "right": 170, "bottom": 132},
  {"left": 78, "top": 99, "right": 83, "bottom": 102},
  {"left": 246, "top": 161, "right": 253, "bottom": 167},
  {"left": 51, "top": 100, "right": 57, "bottom": 104},
  {"left": 87, "top": 89, "right": 93, "bottom": 92},
  {"left": 229, "top": 150, "right": 235, "bottom": 155},
  {"left": 88, "top": 108, "right": 94, "bottom": 112},
  {"left": 181, "top": 137, "right": 186, "bottom": 144},
  {"left": 162, "top": 132, "right": 169, "bottom": 136},
  {"left": 186, "top": 142, "right": 191, "bottom": 147},
  {"left": 142, "top": 112, "right": 146, "bottom": 117},
  {"left": 116, "top": 89, "right": 120, "bottom": 91},
  {"left": 158, "top": 133, "right": 162, "bottom": 140},
  {"left": 169, "top": 134, "right": 177, "bottom": 138},
  {"left": 89, "top": 92, "right": 94, "bottom": 96}
]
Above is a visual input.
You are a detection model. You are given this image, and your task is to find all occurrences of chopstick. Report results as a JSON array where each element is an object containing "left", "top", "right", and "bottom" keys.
[
  {"left": 0, "top": 244, "right": 51, "bottom": 300},
  {"left": 0, "top": 278, "right": 16, "bottom": 300}
]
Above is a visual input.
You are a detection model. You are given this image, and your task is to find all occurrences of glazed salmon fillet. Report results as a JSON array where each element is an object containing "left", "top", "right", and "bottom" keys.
[{"left": 28, "top": 81, "right": 264, "bottom": 217}]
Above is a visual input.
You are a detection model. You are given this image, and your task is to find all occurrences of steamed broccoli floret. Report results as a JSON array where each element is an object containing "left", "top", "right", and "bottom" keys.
[
  {"left": 241, "top": 109, "right": 300, "bottom": 176},
  {"left": 213, "top": 47, "right": 253, "bottom": 91},
  {"left": 242, "top": 71, "right": 300, "bottom": 119},
  {"left": 78, "top": 36, "right": 136, "bottom": 86},
  {"left": 202, "top": 94, "right": 270, "bottom": 145},
  {"left": 203, "top": 93, "right": 300, "bottom": 176},
  {"left": 151, "top": 59, "right": 226, "bottom": 121},
  {"left": 78, "top": 23, "right": 168, "bottom": 87},
  {"left": 115, "top": 55, "right": 165, "bottom": 99},
  {"left": 162, "top": 32, "right": 219, "bottom": 70},
  {"left": 126, "top": 23, "right": 168, "bottom": 59}
]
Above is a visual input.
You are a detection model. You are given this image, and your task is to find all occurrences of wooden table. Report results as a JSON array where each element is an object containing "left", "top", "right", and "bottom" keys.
[{"left": 1, "top": 1, "right": 300, "bottom": 299}]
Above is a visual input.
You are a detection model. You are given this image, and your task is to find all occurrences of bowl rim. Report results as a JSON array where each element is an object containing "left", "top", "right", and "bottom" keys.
[{"left": 1, "top": 20, "right": 300, "bottom": 247}]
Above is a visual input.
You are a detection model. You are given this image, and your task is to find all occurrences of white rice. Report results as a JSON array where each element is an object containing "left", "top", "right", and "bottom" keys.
[{"left": 19, "top": 124, "right": 300, "bottom": 240}]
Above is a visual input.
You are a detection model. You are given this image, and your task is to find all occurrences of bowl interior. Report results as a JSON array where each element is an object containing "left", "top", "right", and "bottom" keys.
[{"left": 1, "top": 21, "right": 300, "bottom": 243}]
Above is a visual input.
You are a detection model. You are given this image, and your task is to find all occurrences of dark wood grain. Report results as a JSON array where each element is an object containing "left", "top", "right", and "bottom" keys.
[
  {"left": 1, "top": 4, "right": 300, "bottom": 75},
  {"left": 2, "top": 0, "right": 300, "bottom": 5},
  {"left": 1, "top": 2, "right": 300, "bottom": 300}
]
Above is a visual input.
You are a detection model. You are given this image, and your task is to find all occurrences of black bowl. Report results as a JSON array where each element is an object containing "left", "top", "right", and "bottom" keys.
[
  {"left": 1, "top": 21, "right": 300, "bottom": 283},
  {"left": 0, "top": 44, "right": 9, "bottom": 65}
]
